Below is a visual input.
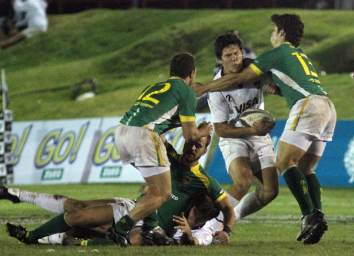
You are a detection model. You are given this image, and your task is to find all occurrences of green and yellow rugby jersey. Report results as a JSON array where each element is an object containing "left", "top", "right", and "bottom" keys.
[
  {"left": 156, "top": 143, "right": 226, "bottom": 233},
  {"left": 120, "top": 77, "right": 197, "bottom": 134},
  {"left": 250, "top": 42, "right": 327, "bottom": 108}
]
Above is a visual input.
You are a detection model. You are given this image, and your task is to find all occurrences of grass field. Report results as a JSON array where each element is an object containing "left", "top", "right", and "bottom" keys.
[{"left": 0, "top": 184, "right": 353, "bottom": 255}]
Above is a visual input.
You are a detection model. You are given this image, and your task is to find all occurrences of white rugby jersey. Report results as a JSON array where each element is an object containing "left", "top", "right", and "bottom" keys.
[
  {"left": 208, "top": 69, "right": 267, "bottom": 127},
  {"left": 14, "top": 0, "right": 48, "bottom": 36},
  {"left": 173, "top": 213, "right": 225, "bottom": 245}
]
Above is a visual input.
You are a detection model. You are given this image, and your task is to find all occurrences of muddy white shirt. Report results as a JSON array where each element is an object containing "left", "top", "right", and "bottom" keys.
[{"left": 208, "top": 69, "right": 266, "bottom": 128}]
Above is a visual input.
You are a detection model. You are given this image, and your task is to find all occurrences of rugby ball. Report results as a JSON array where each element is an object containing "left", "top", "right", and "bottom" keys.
[{"left": 239, "top": 109, "right": 275, "bottom": 127}]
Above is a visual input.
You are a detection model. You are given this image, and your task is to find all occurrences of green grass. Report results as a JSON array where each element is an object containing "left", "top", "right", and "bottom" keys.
[
  {"left": 0, "top": 184, "right": 353, "bottom": 255},
  {"left": 0, "top": 9, "right": 353, "bottom": 120}
]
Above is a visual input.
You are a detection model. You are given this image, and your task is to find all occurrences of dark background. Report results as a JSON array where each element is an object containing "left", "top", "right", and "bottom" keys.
[{"left": 0, "top": 0, "right": 352, "bottom": 15}]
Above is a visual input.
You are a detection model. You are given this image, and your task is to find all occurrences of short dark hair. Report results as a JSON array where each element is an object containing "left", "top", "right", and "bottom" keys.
[
  {"left": 214, "top": 33, "right": 243, "bottom": 60},
  {"left": 271, "top": 14, "right": 304, "bottom": 47},
  {"left": 169, "top": 53, "right": 195, "bottom": 79}
]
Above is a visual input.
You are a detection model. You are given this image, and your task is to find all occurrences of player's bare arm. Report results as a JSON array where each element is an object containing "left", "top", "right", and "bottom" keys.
[
  {"left": 215, "top": 196, "right": 235, "bottom": 236},
  {"left": 181, "top": 121, "right": 213, "bottom": 142},
  {"left": 192, "top": 67, "right": 259, "bottom": 96}
]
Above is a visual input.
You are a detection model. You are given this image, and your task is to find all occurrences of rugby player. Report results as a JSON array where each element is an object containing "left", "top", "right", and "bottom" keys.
[
  {"left": 192, "top": 14, "right": 336, "bottom": 244},
  {"left": 113, "top": 52, "right": 212, "bottom": 244},
  {"left": 207, "top": 32, "right": 278, "bottom": 223}
]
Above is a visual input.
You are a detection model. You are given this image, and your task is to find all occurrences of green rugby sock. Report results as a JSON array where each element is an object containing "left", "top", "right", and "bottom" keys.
[
  {"left": 306, "top": 173, "right": 322, "bottom": 210},
  {"left": 283, "top": 166, "right": 314, "bottom": 216},
  {"left": 113, "top": 215, "right": 135, "bottom": 236},
  {"left": 142, "top": 212, "right": 159, "bottom": 232},
  {"left": 27, "top": 213, "right": 71, "bottom": 243}
]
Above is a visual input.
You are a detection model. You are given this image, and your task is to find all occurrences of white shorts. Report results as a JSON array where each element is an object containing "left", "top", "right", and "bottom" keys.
[
  {"left": 115, "top": 124, "right": 170, "bottom": 178},
  {"left": 219, "top": 134, "right": 276, "bottom": 173},
  {"left": 110, "top": 198, "right": 136, "bottom": 224},
  {"left": 280, "top": 95, "right": 336, "bottom": 156},
  {"left": 282, "top": 95, "right": 336, "bottom": 141},
  {"left": 280, "top": 131, "right": 327, "bottom": 156}
]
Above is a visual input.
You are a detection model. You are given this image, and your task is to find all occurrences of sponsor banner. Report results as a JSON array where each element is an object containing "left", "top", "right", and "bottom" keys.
[
  {"left": 11, "top": 115, "right": 210, "bottom": 184},
  {"left": 10, "top": 116, "right": 354, "bottom": 186},
  {"left": 208, "top": 120, "right": 354, "bottom": 187}
]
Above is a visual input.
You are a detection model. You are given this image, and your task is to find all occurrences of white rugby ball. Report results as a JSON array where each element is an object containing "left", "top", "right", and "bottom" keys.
[{"left": 239, "top": 109, "right": 275, "bottom": 127}]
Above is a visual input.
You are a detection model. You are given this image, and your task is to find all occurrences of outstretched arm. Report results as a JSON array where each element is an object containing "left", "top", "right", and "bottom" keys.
[{"left": 192, "top": 67, "right": 259, "bottom": 96}]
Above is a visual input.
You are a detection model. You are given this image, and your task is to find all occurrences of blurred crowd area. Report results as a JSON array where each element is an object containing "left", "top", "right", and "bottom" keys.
[{"left": 0, "top": 0, "right": 353, "bottom": 15}]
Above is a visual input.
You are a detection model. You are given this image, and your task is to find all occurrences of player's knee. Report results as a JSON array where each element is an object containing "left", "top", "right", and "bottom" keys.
[
  {"left": 154, "top": 190, "right": 170, "bottom": 208},
  {"left": 234, "top": 179, "right": 252, "bottom": 195},
  {"left": 160, "top": 189, "right": 171, "bottom": 204}
]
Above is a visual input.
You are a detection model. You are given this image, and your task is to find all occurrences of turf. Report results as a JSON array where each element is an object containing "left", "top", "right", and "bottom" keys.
[
  {"left": 0, "top": 9, "right": 353, "bottom": 120},
  {"left": 0, "top": 184, "right": 353, "bottom": 255}
]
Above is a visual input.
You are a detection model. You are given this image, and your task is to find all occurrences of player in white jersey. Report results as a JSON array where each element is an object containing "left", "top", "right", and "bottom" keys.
[
  {"left": 207, "top": 33, "right": 278, "bottom": 221},
  {"left": 1, "top": 0, "right": 48, "bottom": 49}
]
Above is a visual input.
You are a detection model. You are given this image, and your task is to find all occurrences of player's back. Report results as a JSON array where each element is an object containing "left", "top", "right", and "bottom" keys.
[
  {"left": 120, "top": 77, "right": 196, "bottom": 134},
  {"left": 252, "top": 43, "right": 327, "bottom": 107}
]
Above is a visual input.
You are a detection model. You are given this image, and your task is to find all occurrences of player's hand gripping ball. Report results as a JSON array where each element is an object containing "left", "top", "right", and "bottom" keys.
[{"left": 239, "top": 109, "right": 275, "bottom": 136}]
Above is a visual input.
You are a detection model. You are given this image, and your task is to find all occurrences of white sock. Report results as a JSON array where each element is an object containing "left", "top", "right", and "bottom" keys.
[
  {"left": 234, "top": 191, "right": 264, "bottom": 220},
  {"left": 38, "top": 233, "right": 67, "bottom": 245},
  {"left": 226, "top": 192, "right": 239, "bottom": 207},
  {"left": 18, "top": 190, "right": 66, "bottom": 214}
]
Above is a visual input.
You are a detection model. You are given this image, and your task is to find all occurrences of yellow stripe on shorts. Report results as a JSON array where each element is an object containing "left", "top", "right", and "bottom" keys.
[
  {"left": 290, "top": 97, "right": 310, "bottom": 130},
  {"left": 149, "top": 132, "right": 166, "bottom": 166}
]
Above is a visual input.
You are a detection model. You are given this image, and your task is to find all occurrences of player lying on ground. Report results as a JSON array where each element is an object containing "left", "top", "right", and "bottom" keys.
[
  {"left": 2, "top": 185, "right": 219, "bottom": 246},
  {"left": 208, "top": 32, "right": 278, "bottom": 222},
  {"left": 4, "top": 129, "right": 235, "bottom": 245},
  {"left": 192, "top": 14, "right": 335, "bottom": 244}
]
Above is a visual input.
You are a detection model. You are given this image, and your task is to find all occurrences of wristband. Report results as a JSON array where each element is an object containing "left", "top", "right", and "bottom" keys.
[{"left": 223, "top": 226, "right": 232, "bottom": 235}]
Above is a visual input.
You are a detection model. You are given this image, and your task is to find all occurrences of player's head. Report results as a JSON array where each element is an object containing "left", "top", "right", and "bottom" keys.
[
  {"left": 214, "top": 33, "right": 243, "bottom": 74},
  {"left": 187, "top": 193, "right": 219, "bottom": 229},
  {"left": 170, "top": 53, "right": 196, "bottom": 85},
  {"left": 271, "top": 14, "right": 304, "bottom": 47},
  {"left": 182, "top": 123, "right": 211, "bottom": 164}
]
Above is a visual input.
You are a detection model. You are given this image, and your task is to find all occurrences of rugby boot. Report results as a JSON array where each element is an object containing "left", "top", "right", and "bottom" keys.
[
  {"left": 296, "top": 214, "right": 314, "bottom": 241},
  {"left": 6, "top": 223, "right": 31, "bottom": 244},
  {"left": 0, "top": 186, "right": 20, "bottom": 203},
  {"left": 296, "top": 209, "right": 327, "bottom": 242},
  {"left": 107, "top": 227, "right": 129, "bottom": 247},
  {"left": 303, "top": 210, "right": 328, "bottom": 244}
]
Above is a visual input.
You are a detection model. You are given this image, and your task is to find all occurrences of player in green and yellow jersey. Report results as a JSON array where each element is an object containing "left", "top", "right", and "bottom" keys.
[
  {"left": 154, "top": 134, "right": 234, "bottom": 239},
  {"left": 114, "top": 53, "right": 212, "bottom": 244},
  {"left": 193, "top": 14, "right": 336, "bottom": 244}
]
